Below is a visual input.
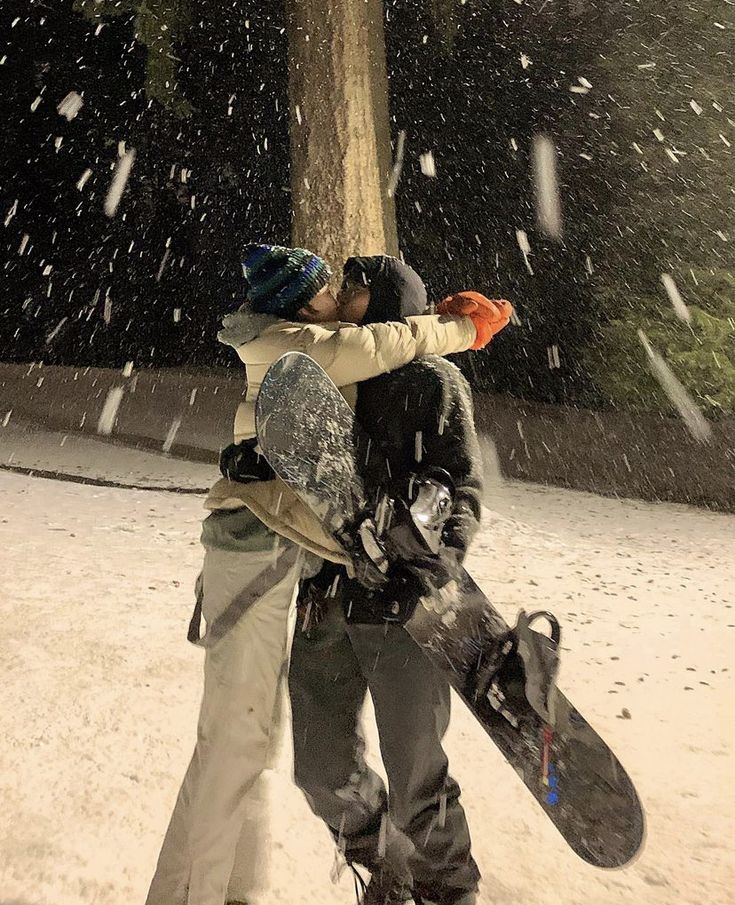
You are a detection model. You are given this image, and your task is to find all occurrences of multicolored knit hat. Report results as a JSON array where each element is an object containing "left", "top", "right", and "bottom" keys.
[{"left": 242, "top": 244, "right": 332, "bottom": 319}]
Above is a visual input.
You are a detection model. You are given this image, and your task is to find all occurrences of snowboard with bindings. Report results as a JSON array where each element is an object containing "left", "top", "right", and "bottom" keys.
[{"left": 255, "top": 351, "right": 645, "bottom": 869}]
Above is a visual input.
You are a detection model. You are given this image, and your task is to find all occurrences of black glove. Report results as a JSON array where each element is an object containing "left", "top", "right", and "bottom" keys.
[
  {"left": 379, "top": 566, "right": 429, "bottom": 624},
  {"left": 219, "top": 440, "right": 275, "bottom": 483},
  {"left": 341, "top": 565, "right": 424, "bottom": 626},
  {"left": 296, "top": 562, "right": 342, "bottom": 632},
  {"left": 381, "top": 499, "right": 462, "bottom": 592}
]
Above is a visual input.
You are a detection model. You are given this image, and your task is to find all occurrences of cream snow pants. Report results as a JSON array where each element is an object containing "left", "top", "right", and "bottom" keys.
[{"left": 145, "top": 509, "right": 302, "bottom": 905}]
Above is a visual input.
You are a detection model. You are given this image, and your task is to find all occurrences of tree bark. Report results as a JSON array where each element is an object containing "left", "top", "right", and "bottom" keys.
[{"left": 286, "top": 0, "right": 399, "bottom": 270}]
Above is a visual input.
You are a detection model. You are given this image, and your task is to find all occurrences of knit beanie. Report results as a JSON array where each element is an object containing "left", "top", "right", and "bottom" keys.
[{"left": 242, "top": 244, "right": 332, "bottom": 319}]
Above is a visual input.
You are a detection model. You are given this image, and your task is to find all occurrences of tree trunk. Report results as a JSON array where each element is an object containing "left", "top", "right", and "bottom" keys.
[{"left": 286, "top": 0, "right": 399, "bottom": 270}]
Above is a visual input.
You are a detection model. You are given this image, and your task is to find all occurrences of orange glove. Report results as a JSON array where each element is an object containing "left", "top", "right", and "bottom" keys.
[{"left": 436, "top": 291, "right": 513, "bottom": 350}]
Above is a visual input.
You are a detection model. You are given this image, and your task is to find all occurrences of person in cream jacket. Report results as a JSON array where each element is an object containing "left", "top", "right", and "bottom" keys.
[{"left": 145, "top": 245, "right": 511, "bottom": 905}]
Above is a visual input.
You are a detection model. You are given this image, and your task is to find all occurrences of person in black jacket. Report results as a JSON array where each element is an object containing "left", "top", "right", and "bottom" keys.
[{"left": 288, "top": 256, "right": 512, "bottom": 905}]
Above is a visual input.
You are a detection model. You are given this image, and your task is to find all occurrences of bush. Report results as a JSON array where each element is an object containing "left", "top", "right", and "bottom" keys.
[{"left": 587, "top": 269, "right": 735, "bottom": 417}]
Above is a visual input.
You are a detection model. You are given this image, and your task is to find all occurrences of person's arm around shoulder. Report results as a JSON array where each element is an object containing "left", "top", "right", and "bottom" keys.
[
  {"left": 320, "top": 291, "right": 514, "bottom": 387},
  {"left": 265, "top": 315, "right": 476, "bottom": 387},
  {"left": 405, "top": 313, "right": 476, "bottom": 358}
]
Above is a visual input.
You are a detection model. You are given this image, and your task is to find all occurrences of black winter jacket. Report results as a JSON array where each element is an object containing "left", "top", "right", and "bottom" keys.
[{"left": 303, "top": 354, "right": 484, "bottom": 623}]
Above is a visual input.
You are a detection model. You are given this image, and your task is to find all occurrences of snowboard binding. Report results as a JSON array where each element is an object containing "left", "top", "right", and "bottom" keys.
[
  {"left": 473, "top": 610, "right": 562, "bottom": 728},
  {"left": 404, "top": 467, "right": 456, "bottom": 555}
]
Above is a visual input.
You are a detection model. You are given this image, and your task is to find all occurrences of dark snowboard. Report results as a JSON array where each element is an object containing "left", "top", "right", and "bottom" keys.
[{"left": 256, "top": 351, "right": 645, "bottom": 869}]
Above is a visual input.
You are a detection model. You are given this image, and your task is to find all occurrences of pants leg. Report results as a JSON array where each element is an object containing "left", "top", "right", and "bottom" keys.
[
  {"left": 347, "top": 623, "right": 481, "bottom": 903},
  {"left": 288, "top": 601, "right": 389, "bottom": 868},
  {"left": 146, "top": 543, "right": 300, "bottom": 905},
  {"left": 226, "top": 661, "right": 286, "bottom": 904}
]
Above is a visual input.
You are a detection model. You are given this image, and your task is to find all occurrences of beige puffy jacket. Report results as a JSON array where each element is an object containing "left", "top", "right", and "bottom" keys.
[{"left": 205, "top": 312, "right": 476, "bottom": 565}]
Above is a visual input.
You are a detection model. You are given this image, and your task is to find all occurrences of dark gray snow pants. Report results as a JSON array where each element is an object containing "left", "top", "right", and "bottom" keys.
[{"left": 288, "top": 599, "right": 480, "bottom": 903}]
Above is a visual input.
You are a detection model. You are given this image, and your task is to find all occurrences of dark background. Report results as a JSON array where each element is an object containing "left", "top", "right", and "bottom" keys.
[{"left": 0, "top": 0, "right": 670, "bottom": 404}]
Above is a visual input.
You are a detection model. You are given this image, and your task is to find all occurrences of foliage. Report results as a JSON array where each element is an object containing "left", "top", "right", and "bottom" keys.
[
  {"left": 582, "top": 0, "right": 735, "bottom": 415},
  {"left": 74, "top": 0, "right": 193, "bottom": 116},
  {"left": 426, "top": 0, "right": 463, "bottom": 51},
  {"left": 590, "top": 1, "right": 734, "bottom": 286},
  {"left": 588, "top": 269, "right": 735, "bottom": 416}
]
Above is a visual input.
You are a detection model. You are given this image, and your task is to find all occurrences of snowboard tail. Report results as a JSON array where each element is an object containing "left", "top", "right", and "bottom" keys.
[
  {"left": 256, "top": 352, "right": 645, "bottom": 869},
  {"left": 407, "top": 570, "right": 644, "bottom": 868}
]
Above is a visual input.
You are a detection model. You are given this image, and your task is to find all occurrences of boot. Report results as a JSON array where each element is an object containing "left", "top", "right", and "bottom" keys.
[
  {"left": 414, "top": 894, "right": 477, "bottom": 905},
  {"left": 361, "top": 866, "right": 414, "bottom": 905}
]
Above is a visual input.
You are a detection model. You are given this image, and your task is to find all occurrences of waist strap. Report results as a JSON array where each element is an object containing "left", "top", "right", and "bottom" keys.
[{"left": 187, "top": 544, "right": 300, "bottom": 647}]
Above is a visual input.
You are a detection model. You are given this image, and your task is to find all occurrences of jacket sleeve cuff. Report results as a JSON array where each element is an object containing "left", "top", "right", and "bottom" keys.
[{"left": 407, "top": 314, "right": 476, "bottom": 356}]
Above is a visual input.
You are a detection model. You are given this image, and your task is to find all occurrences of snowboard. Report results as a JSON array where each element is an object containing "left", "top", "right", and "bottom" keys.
[{"left": 255, "top": 351, "right": 645, "bottom": 869}]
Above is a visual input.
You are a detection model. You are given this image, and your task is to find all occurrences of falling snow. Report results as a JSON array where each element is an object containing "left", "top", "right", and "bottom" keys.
[
  {"left": 419, "top": 151, "right": 437, "bottom": 177},
  {"left": 531, "top": 135, "right": 562, "bottom": 240},
  {"left": 96, "top": 386, "right": 125, "bottom": 436},
  {"left": 0, "top": 14, "right": 732, "bottom": 902},
  {"left": 57, "top": 91, "right": 84, "bottom": 121},
  {"left": 638, "top": 331, "right": 712, "bottom": 444},
  {"left": 660, "top": 274, "right": 691, "bottom": 322},
  {"left": 104, "top": 148, "right": 136, "bottom": 218}
]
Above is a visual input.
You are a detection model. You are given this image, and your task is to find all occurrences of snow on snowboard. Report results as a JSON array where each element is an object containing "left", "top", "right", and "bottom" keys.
[{"left": 255, "top": 352, "right": 645, "bottom": 869}]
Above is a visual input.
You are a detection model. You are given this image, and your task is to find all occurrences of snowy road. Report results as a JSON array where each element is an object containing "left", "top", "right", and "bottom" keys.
[{"left": 1, "top": 430, "right": 733, "bottom": 905}]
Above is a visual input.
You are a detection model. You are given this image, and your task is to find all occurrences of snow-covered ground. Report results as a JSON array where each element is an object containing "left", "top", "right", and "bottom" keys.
[
  {"left": 1, "top": 425, "right": 733, "bottom": 905},
  {"left": 0, "top": 420, "right": 212, "bottom": 491}
]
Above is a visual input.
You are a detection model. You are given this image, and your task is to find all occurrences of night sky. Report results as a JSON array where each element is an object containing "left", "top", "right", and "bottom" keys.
[{"left": 2, "top": 0, "right": 728, "bottom": 409}]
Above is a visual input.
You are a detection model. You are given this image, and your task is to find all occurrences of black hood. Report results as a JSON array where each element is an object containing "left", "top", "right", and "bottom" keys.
[{"left": 342, "top": 256, "right": 427, "bottom": 324}]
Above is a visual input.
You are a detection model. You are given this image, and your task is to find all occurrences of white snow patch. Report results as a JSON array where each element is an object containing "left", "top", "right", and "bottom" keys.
[{"left": 0, "top": 431, "right": 733, "bottom": 905}]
